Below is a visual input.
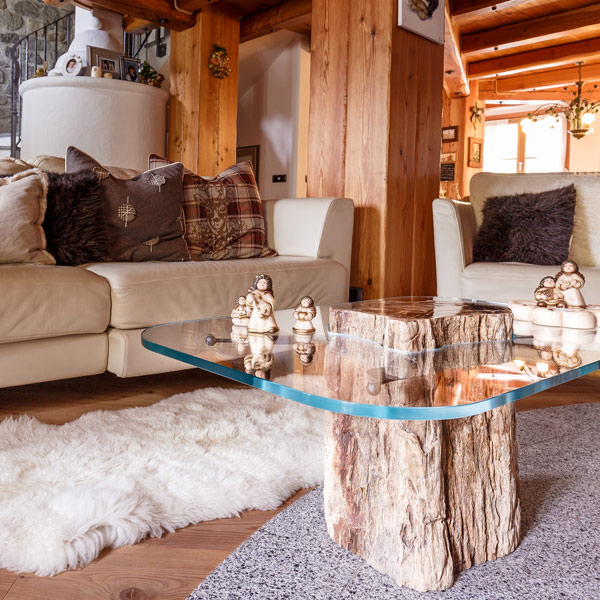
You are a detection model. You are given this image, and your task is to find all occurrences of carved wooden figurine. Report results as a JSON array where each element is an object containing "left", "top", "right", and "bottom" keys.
[
  {"left": 246, "top": 274, "right": 279, "bottom": 334},
  {"left": 293, "top": 296, "right": 317, "bottom": 333},
  {"left": 231, "top": 295, "right": 251, "bottom": 327},
  {"left": 555, "top": 260, "right": 586, "bottom": 308}
]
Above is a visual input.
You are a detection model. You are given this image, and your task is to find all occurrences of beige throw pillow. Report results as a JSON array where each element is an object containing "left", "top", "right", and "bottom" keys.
[{"left": 0, "top": 169, "right": 55, "bottom": 265}]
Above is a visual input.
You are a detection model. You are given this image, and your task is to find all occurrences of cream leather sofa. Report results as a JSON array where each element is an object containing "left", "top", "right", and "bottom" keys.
[
  {"left": 433, "top": 171, "right": 600, "bottom": 304},
  {"left": 0, "top": 156, "right": 354, "bottom": 388}
]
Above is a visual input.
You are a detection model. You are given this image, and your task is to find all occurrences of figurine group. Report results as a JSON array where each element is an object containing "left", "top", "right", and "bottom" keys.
[
  {"left": 534, "top": 260, "right": 586, "bottom": 308},
  {"left": 228, "top": 274, "right": 318, "bottom": 377},
  {"left": 510, "top": 259, "right": 599, "bottom": 332}
]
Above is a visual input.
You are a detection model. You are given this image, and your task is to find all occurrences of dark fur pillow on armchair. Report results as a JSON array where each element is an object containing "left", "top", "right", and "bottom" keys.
[
  {"left": 473, "top": 185, "right": 576, "bottom": 265},
  {"left": 44, "top": 171, "right": 108, "bottom": 265}
]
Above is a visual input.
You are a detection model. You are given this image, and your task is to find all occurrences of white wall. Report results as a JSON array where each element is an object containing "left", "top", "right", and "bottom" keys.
[
  {"left": 237, "top": 31, "right": 310, "bottom": 199},
  {"left": 569, "top": 128, "right": 600, "bottom": 172}
]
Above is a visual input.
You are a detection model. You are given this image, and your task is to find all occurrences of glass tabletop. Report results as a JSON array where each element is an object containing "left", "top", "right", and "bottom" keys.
[{"left": 141, "top": 300, "right": 600, "bottom": 421}]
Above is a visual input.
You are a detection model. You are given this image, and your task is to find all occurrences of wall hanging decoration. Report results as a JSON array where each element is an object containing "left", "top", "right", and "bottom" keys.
[
  {"left": 468, "top": 137, "right": 483, "bottom": 168},
  {"left": 209, "top": 45, "right": 232, "bottom": 79},
  {"left": 470, "top": 103, "right": 484, "bottom": 133},
  {"left": 442, "top": 126, "right": 459, "bottom": 143},
  {"left": 398, "top": 0, "right": 444, "bottom": 45}
]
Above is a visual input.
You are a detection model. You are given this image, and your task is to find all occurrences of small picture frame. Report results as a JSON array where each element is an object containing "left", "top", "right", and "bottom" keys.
[
  {"left": 121, "top": 57, "right": 141, "bottom": 82},
  {"left": 62, "top": 53, "right": 83, "bottom": 77},
  {"left": 468, "top": 137, "right": 483, "bottom": 168},
  {"left": 236, "top": 145, "right": 260, "bottom": 180},
  {"left": 442, "top": 126, "right": 459, "bottom": 143},
  {"left": 87, "top": 46, "right": 123, "bottom": 79}
]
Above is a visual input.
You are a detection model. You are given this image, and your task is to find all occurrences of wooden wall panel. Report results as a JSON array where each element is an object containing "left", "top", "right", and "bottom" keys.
[
  {"left": 306, "top": 0, "right": 349, "bottom": 198},
  {"left": 308, "top": 0, "right": 444, "bottom": 299},
  {"left": 168, "top": 3, "right": 239, "bottom": 176}
]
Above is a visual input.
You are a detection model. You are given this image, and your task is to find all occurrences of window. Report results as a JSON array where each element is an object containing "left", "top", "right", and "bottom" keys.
[{"left": 483, "top": 115, "right": 566, "bottom": 173}]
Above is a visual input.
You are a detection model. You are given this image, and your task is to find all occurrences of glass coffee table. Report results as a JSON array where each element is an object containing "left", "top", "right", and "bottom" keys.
[{"left": 142, "top": 297, "right": 600, "bottom": 592}]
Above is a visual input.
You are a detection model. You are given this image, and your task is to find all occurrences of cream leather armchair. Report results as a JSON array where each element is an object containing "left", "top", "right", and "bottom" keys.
[{"left": 433, "top": 172, "right": 600, "bottom": 305}]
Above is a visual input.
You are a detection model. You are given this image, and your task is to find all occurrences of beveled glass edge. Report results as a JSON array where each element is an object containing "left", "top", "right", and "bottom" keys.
[{"left": 141, "top": 326, "right": 600, "bottom": 421}]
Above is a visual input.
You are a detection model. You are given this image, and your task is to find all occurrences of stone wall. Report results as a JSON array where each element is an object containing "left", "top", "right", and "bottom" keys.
[{"left": 0, "top": 0, "right": 72, "bottom": 135}]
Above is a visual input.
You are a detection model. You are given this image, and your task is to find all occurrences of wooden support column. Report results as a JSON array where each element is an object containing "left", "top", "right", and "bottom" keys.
[
  {"left": 307, "top": 0, "right": 444, "bottom": 299},
  {"left": 168, "top": 3, "right": 239, "bottom": 176}
]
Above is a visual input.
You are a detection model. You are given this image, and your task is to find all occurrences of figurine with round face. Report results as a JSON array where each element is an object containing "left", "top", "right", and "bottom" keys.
[
  {"left": 231, "top": 295, "right": 251, "bottom": 327},
  {"left": 293, "top": 296, "right": 317, "bottom": 333},
  {"left": 534, "top": 276, "right": 566, "bottom": 307},
  {"left": 555, "top": 260, "right": 586, "bottom": 308},
  {"left": 246, "top": 274, "right": 279, "bottom": 334}
]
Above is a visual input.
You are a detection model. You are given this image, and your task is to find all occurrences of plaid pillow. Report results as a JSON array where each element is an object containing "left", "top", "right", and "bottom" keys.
[{"left": 149, "top": 155, "right": 277, "bottom": 261}]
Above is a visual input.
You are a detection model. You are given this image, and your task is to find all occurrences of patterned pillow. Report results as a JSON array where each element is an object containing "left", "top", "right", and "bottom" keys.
[
  {"left": 149, "top": 155, "right": 277, "bottom": 261},
  {"left": 67, "top": 147, "right": 190, "bottom": 262}
]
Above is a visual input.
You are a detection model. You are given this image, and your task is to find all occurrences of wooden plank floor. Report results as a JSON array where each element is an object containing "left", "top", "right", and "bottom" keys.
[{"left": 0, "top": 369, "right": 598, "bottom": 600}]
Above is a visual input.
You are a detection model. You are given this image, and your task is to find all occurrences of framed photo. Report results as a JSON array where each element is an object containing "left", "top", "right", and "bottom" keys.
[
  {"left": 62, "top": 53, "right": 83, "bottom": 77},
  {"left": 440, "top": 153, "right": 456, "bottom": 182},
  {"left": 121, "top": 57, "right": 141, "bottom": 83},
  {"left": 468, "top": 137, "right": 483, "bottom": 168},
  {"left": 442, "top": 126, "right": 459, "bottom": 143},
  {"left": 398, "top": 0, "right": 444, "bottom": 45},
  {"left": 236, "top": 145, "right": 260, "bottom": 179},
  {"left": 87, "top": 46, "right": 123, "bottom": 79}
]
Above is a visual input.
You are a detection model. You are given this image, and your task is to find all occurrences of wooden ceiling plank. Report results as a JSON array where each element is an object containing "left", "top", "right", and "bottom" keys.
[
  {"left": 468, "top": 37, "right": 600, "bottom": 79},
  {"left": 71, "top": 0, "right": 196, "bottom": 31},
  {"left": 240, "top": 0, "right": 311, "bottom": 43},
  {"left": 461, "top": 3, "right": 600, "bottom": 55},
  {"left": 452, "top": 0, "right": 523, "bottom": 17},
  {"left": 444, "top": 3, "right": 469, "bottom": 97},
  {"left": 495, "top": 61, "right": 600, "bottom": 92}
]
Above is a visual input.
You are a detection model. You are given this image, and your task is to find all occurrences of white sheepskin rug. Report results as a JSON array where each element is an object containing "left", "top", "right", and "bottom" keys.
[{"left": 0, "top": 387, "right": 324, "bottom": 576}]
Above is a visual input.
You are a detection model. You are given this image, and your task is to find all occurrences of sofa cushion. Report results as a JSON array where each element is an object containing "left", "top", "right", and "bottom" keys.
[
  {"left": 473, "top": 185, "right": 576, "bottom": 265},
  {"left": 461, "top": 262, "right": 600, "bottom": 305},
  {"left": 0, "top": 264, "right": 111, "bottom": 343},
  {"left": 470, "top": 172, "right": 600, "bottom": 268},
  {"left": 85, "top": 256, "right": 347, "bottom": 329},
  {"left": 0, "top": 157, "right": 34, "bottom": 176},
  {"left": 44, "top": 171, "right": 108, "bottom": 265},
  {"left": 27, "top": 155, "right": 142, "bottom": 179},
  {"left": 66, "top": 147, "right": 190, "bottom": 262},
  {"left": 149, "top": 155, "right": 276, "bottom": 261},
  {"left": 0, "top": 169, "right": 55, "bottom": 265}
]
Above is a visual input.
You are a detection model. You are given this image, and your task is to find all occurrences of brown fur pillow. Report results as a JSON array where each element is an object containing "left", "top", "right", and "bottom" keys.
[
  {"left": 44, "top": 171, "right": 108, "bottom": 266},
  {"left": 473, "top": 185, "right": 576, "bottom": 265}
]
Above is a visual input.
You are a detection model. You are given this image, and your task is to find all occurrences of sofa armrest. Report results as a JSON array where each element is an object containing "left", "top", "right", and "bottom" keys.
[
  {"left": 432, "top": 198, "right": 477, "bottom": 298},
  {"left": 263, "top": 197, "right": 354, "bottom": 289}
]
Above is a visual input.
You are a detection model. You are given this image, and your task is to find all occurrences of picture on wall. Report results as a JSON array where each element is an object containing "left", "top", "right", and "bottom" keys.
[
  {"left": 87, "top": 46, "right": 123, "bottom": 79},
  {"left": 468, "top": 137, "right": 483, "bottom": 168},
  {"left": 398, "top": 0, "right": 444, "bottom": 45},
  {"left": 236, "top": 145, "right": 260, "bottom": 181},
  {"left": 442, "top": 126, "right": 459, "bottom": 143}
]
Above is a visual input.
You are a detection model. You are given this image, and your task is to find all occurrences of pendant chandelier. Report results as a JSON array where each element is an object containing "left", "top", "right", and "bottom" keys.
[{"left": 520, "top": 62, "right": 600, "bottom": 140}]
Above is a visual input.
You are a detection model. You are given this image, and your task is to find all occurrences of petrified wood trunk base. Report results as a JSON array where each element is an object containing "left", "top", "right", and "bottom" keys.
[
  {"left": 324, "top": 405, "right": 521, "bottom": 592},
  {"left": 324, "top": 299, "right": 521, "bottom": 592}
]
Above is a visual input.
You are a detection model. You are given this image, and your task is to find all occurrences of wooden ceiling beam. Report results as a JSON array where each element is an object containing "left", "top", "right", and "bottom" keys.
[
  {"left": 123, "top": 16, "right": 157, "bottom": 33},
  {"left": 240, "top": 0, "right": 311, "bottom": 43},
  {"left": 452, "top": 0, "right": 522, "bottom": 18},
  {"left": 175, "top": 0, "right": 218, "bottom": 12},
  {"left": 443, "top": 3, "right": 469, "bottom": 97},
  {"left": 495, "top": 62, "right": 600, "bottom": 93},
  {"left": 468, "top": 38, "right": 600, "bottom": 79},
  {"left": 479, "top": 86, "right": 600, "bottom": 103},
  {"left": 70, "top": 0, "right": 196, "bottom": 31},
  {"left": 461, "top": 3, "right": 600, "bottom": 55}
]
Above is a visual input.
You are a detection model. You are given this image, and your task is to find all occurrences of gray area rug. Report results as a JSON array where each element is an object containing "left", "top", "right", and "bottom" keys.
[{"left": 188, "top": 402, "right": 600, "bottom": 600}]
